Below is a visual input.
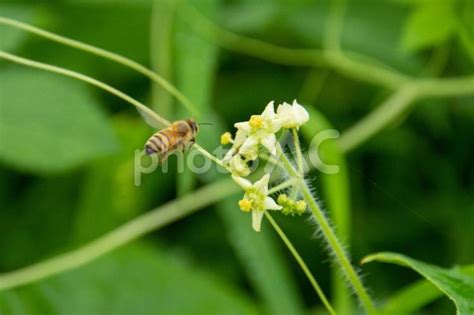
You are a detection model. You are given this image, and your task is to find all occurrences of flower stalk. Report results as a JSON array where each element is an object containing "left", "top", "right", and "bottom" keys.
[{"left": 276, "top": 144, "right": 378, "bottom": 315}]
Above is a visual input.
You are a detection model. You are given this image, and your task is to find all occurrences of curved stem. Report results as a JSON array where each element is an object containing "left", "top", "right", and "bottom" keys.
[
  {"left": 338, "top": 76, "right": 474, "bottom": 153},
  {"left": 338, "top": 85, "right": 417, "bottom": 153},
  {"left": 179, "top": 1, "right": 408, "bottom": 89},
  {"left": 192, "top": 143, "right": 229, "bottom": 171},
  {"left": 0, "top": 179, "right": 238, "bottom": 290},
  {"left": 0, "top": 16, "right": 199, "bottom": 117},
  {"left": 265, "top": 212, "right": 336, "bottom": 315},
  {"left": 324, "top": 0, "right": 346, "bottom": 51},
  {"left": 0, "top": 51, "right": 232, "bottom": 174},
  {"left": 276, "top": 144, "right": 377, "bottom": 315},
  {"left": 0, "top": 50, "right": 170, "bottom": 127}
]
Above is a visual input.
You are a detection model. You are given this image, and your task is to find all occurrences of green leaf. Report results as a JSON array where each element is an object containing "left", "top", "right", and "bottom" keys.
[
  {"left": 402, "top": 1, "right": 457, "bottom": 52},
  {"left": 362, "top": 252, "right": 474, "bottom": 315},
  {"left": 381, "top": 264, "right": 474, "bottom": 315},
  {"left": 0, "top": 67, "right": 117, "bottom": 174},
  {"left": 0, "top": 244, "right": 260, "bottom": 315}
]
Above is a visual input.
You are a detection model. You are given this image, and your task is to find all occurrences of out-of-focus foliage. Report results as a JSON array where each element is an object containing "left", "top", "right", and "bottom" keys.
[
  {"left": 0, "top": 244, "right": 259, "bottom": 315},
  {"left": 0, "top": 68, "right": 117, "bottom": 173},
  {"left": 0, "top": 0, "right": 473, "bottom": 314}
]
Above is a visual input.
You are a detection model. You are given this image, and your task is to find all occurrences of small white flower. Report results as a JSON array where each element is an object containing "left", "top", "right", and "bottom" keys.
[
  {"left": 227, "top": 154, "right": 252, "bottom": 177},
  {"left": 223, "top": 130, "right": 258, "bottom": 163},
  {"left": 234, "top": 101, "right": 284, "bottom": 155},
  {"left": 276, "top": 100, "right": 309, "bottom": 129},
  {"left": 232, "top": 173, "right": 282, "bottom": 232}
]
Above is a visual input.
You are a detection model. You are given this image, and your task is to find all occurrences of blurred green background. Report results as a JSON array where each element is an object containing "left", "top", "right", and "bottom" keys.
[{"left": 0, "top": 0, "right": 473, "bottom": 314}]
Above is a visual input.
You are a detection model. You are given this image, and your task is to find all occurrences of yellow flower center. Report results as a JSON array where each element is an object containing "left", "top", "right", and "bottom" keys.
[
  {"left": 220, "top": 132, "right": 233, "bottom": 145},
  {"left": 249, "top": 115, "right": 264, "bottom": 129},
  {"left": 239, "top": 199, "right": 252, "bottom": 212}
]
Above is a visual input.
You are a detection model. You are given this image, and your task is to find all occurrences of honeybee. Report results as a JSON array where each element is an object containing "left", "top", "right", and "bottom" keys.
[{"left": 144, "top": 119, "right": 198, "bottom": 161}]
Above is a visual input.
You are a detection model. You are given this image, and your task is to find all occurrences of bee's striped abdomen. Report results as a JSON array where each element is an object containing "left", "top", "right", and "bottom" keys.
[{"left": 145, "top": 132, "right": 167, "bottom": 156}]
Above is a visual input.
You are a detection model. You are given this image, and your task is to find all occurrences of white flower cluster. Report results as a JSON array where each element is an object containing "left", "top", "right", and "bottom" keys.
[{"left": 221, "top": 100, "right": 309, "bottom": 231}]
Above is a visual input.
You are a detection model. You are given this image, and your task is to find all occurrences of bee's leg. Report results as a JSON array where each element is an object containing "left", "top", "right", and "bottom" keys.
[
  {"left": 160, "top": 151, "right": 170, "bottom": 163},
  {"left": 187, "top": 138, "right": 196, "bottom": 150}
]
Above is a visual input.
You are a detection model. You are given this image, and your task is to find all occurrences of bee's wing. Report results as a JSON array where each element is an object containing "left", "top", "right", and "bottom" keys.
[{"left": 137, "top": 107, "right": 162, "bottom": 129}]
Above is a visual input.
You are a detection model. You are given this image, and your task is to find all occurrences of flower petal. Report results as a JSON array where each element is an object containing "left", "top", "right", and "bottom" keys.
[
  {"left": 261, "top": 101, "right": 275, "bottom": 119},
  {"left": 234, "top": 130, "right": 247, "bottom": 146},
  {"left": 254, "top": 173, "right": 270, "bottom": 192},
  {"left": 292, "top": 100, "right": 309, "bottom": 125},
  {"left": 240, "top": 136, "right": 259, "bottom": 154},
  {"left": 252, "top": 210, "right": 265, "bottom": 232},
  {"left": 264, "top": 197, "right": 282, "bottom": 210},
  {"left": 229, "top": 155, "right": 251, "bottom": 177},
  {"left": 234, "top": 121, "right": 251, "bottom": 133},
  {"left": 231, "top": 175, "right": 253, "bottom": 190},
  {"left": 261, "top": 134, "right": 277, "bottom": 155}
]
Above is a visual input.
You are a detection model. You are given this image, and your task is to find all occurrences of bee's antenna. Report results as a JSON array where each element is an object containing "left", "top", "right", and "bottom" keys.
[{"left": 198, "top": 122, "right": 213, "bottom": 126}]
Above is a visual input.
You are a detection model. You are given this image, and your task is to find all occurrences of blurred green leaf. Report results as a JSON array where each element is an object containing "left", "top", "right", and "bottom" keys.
[
  {"left": 0, "top": 67, "right": 118, "bottom": 174},
  {"left": 150, "top": 0, "right": 175, "bottom": 118},
  {"left": 401, "top": 1, "right": 457, "bottom": 52},
  {"left": 381, "top": 264, "right": 474, "bottom": 315},
  {"left": 456, "top": 0, "right": 474, "bottom": 61},
  {"left": 0, "top": 4, "right": 35, "bottom": 51},
  {"left": 362, "top": 252, "right": 474, "bottom": 315},
  {"left": 73, "top": 116, "right": 170, "bottom": 244},
  {"left": 174, "top": 0, "right": 220, "bottom": 195},
  {"left": 0, "top": 176, "right": 77, "bottom": 271},
  {"left": 217, "top": 197, "right": 305, "bottom": 315},
  {"left": 0, "top": 244, "right": 260, "bottom": 315}
]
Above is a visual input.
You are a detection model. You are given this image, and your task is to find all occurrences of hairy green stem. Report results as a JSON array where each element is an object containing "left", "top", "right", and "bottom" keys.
[
  {"left": 0, "top": 16, "right": 199, "bottom": 116},
  {"left": 265, "top": 212, "right": 336, "bottom": 315},
  {"left": 276, "top": 144, "right": 377, "bottom": 314},
  {"left": 0, "top": 179, "right": 238, "bottom": 290},
  {"left": 291, "top": 128, "right": 305, "bottom": 175}
]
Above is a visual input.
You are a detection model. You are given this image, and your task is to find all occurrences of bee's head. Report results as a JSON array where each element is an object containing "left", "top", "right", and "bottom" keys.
[{"left": 186, "top": 118, "right": 199, "bottom": 134}]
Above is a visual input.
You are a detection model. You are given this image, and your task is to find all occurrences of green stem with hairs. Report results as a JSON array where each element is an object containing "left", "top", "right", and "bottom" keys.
[
  {"left": 265, "top": 212, "right": 336, "bottom": 315},
  {"left": 276, "top": 144, "right": 377, "bottom": 315},
  {"left": 0, "top": 179, "right": 238, "bottom": 290},
  {"left": 291, "top": 128, "right": 305, "bottom": 175}
]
